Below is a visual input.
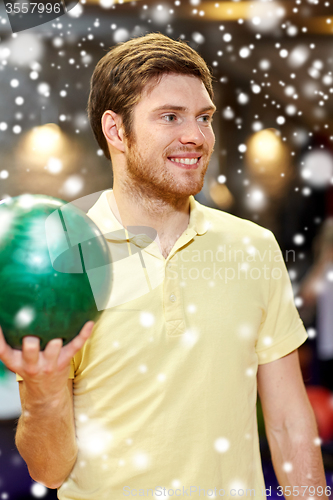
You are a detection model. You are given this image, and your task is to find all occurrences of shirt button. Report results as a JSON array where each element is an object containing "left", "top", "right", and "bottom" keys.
[{"left": 169, "top": 294, "right": 176, "bottom": 302}]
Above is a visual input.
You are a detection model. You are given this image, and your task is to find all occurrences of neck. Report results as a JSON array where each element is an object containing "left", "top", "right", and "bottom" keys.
[{"left": 108, "top": 179, "right": 191, "bottom": 258}]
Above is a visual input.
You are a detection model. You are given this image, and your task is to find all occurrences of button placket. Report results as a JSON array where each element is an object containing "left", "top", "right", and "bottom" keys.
[{"left": 164, "top": 255, "right": 185, "bottom": 336}]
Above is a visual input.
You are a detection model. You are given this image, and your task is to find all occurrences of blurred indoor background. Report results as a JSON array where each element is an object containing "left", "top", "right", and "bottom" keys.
[{"left": 0, "top": 0, "right": 333, "bottom": 498}]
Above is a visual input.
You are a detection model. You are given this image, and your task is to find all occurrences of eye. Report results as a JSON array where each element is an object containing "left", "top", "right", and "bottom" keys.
[
  {"left": 198, "top": 115, "right": 213, "bottom": 124},
  {"left": 162, "top": 114, "right": 177, "bottom": 122}
]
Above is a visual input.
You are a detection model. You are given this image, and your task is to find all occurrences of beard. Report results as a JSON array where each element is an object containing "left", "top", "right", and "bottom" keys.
[{"left": 122, "top": 136, "right": 213, "bottom": 206}]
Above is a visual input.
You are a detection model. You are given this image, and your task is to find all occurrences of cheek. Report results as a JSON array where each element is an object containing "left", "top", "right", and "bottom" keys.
[{"left": 205, "top": 129, "right": 215, "bottom": 149}]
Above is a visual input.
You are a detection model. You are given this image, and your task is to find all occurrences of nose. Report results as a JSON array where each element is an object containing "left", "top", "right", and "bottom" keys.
[{"left": 179, "top": 119, "right": 205, "bottom": 146}]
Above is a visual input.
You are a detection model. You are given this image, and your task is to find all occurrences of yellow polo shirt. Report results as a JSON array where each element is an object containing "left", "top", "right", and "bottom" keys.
[{"left": 59, "top": 190, "right": 307, "bottom": 500}]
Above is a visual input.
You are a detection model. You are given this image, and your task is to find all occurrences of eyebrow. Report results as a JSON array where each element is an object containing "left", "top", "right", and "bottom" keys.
[{"left": 151, "top": 104, "right": 217, "bottom": 114}]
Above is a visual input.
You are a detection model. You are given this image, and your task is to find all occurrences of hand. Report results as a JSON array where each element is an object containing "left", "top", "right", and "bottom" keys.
[{"left": 0, "top": 322, "right": 94, "bottom": 404}]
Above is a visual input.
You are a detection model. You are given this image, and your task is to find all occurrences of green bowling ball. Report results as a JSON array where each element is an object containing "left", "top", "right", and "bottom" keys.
[{"left": 0, "top": 194, "right": 112, "bottom": 350}]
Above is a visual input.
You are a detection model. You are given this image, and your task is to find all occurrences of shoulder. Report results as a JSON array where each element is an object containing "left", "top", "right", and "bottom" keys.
[{"left": 196, "top": 200, "right": 274, "bottom": 244}]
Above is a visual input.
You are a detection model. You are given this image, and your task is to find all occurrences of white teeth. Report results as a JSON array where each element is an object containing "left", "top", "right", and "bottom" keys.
[{"left": 170, "top": 157, "right": 199, "bottom": 165}]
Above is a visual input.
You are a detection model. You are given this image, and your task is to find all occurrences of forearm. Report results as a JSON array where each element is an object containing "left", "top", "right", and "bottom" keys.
[
  {"left": 267, "top": 412, "right": 328, "bottom": 500},
  {"left": 15, "top": 384, "right": 77, "bottom": 489}
]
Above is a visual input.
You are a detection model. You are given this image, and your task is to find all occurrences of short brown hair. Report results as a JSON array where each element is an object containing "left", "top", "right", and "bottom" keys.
[{"left": 87, "top": 33, "right": 214, "bottom": 160}]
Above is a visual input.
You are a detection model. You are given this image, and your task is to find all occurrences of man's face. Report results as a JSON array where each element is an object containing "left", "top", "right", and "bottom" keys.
[{"left": 122, "top": 73, "right": 216, "bottom": 202}]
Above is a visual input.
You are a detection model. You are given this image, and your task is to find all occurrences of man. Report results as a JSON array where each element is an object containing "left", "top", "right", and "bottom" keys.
[{"left": 0, "top": 33, "right": 328, "bottom": 499}]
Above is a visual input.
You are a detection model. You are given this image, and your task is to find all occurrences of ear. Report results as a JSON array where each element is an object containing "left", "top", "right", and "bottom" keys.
[{"left": 101, "top": 110, "right": 126, "bottom": 153}]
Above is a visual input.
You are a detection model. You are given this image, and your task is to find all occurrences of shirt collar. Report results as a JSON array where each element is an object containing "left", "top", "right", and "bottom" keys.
[
  {"left": 87, "top": 189, "right": 209, "bottom": 243},
  {"left": 188, "top": 193, "right": 209, "bottom": 236}
]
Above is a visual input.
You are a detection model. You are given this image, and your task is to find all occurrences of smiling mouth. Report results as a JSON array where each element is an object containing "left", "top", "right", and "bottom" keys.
[{"left": 168, "top": 157, "right": 200, "bottom": 165}]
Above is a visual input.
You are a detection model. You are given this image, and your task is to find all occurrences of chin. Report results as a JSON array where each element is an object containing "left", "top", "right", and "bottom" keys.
[{"left": 170, "top": 180, "right": 205, "bottom": 198}]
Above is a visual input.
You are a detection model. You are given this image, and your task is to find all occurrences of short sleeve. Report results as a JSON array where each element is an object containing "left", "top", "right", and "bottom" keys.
[
  {"left": 255, "top": 232, "right": 308, "bottom": 364},
  {"left": 16, "top": 357, "right": 75, "bottom": 381}
]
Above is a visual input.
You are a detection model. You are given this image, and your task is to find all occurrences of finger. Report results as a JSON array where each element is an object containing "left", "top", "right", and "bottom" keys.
[
  {"left": 43, "top": 338, "right": 63, "bottom": 368},
  {"left": 58, "top": 321, "right": 94, "bottom": 368},
  {"left": 22, "top": 336, "right": 40, "bottom": 367},
  {"left": 0, "top": 325, "right": 17, "bottom": 370},
  {"left": 79, "top": 321, "right": 95, "bottom": 340}
]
